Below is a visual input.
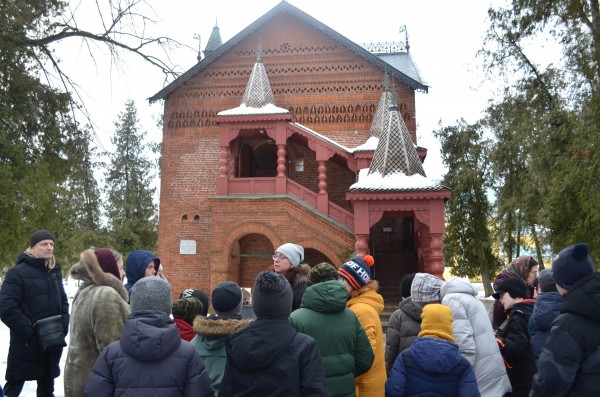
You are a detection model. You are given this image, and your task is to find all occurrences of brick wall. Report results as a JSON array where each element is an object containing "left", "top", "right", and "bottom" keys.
[{"left": 158, "top": 11, "right": 418, "bottom": 297}]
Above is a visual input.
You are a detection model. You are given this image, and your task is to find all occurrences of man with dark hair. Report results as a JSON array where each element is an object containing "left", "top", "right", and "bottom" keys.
[{"left": 0, "top": 230, "right": 70, "bottom": 397}]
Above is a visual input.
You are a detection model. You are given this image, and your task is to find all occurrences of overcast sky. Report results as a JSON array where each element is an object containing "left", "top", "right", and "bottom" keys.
[{"left": 55, "top": 0, "right": 499, "bottom": 181}]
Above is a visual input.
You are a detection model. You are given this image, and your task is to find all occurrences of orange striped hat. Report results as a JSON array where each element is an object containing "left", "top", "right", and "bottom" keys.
[{"left": 338, "top": 256, "right": 374, "bottom": 290}]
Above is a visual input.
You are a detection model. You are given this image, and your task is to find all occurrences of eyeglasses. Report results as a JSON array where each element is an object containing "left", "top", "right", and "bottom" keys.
[{"left": 272, "top": 253, "right": 289, "bottom": 261}]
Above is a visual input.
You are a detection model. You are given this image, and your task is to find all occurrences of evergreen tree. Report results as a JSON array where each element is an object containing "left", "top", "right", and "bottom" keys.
[
  {"left": 434, "top": 120, "right": 501, "bottom": 296},
  {"left": 105, "top": 100, "right": 158, "bottom": 254}
]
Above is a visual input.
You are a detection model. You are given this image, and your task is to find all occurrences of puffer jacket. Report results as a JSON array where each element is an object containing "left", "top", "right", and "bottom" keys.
[
  {"left": 191, "top": 315, "right": 252, "bottom": 396},
  {"left": 64, "top": 250, "right": 130, "bottom": 397},
  {"left": 531, "top": 272, "right": 600, "bottom": 397},
  {"left": 528, "top": 291, "right": 563, "bottom": 362},
  {"left": 385, "top": 337, "right": 480, "bottom": 397},
  {"left": 495, "top": 300, "right": 535, "bottom": 397},
  {"left": 441, "top": 278, "right": 511, "bottom": 397},
  {"left": 85, "top": 310, "right": 214, "bottom": 397},
  {"left": 385, "top": 297, "right": 422, "bottom": 374},
  {"left": 220, "top": 317, "right": 327, "bottom": 397},
  {"left": 0, "top": 250, "right": 69, "bottom": 381},
  {"left": 347, "top": 280, "right": 386, "bottom": 397},
  {"left": 290, "top": 280, "right": 374, "bottom": 397}
]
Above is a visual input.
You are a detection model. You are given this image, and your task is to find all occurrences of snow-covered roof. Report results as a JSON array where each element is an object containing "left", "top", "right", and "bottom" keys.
[
  {"left": 349, "top": 168, "right": 446, "bottom": 192},
  {"left": 217, "top": 103, "right": 290, "bottom": 116}
]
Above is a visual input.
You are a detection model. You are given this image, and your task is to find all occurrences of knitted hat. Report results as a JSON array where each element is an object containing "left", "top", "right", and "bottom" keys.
[
  {"left": 538, "top": 269, "right": 558, "bottom": 293},
  {"left": 411, "top": 273, "right": 444, "bottom": 304},
  {"left": 400, "top": 273, "right": 416, "bottom": 298},
  {"left": 307, "top": 262, "right": 338, "bottom": 286},
  {"left": 94, "top": 248, "right": 121, "bottom": 281},
  {"left": 492, "top": 276, "right": 528, "bottom": 299},
  {"left": 252, "top": 271, "right": 292, "bottom": 318},
  {"left": 338, "top": 256, "right": 374, "bottom": 290},
  {"left": 172, "top": 297, "right": 204, "bottom": 325},
  {"left": 130, "top": 277, "right": 172, "bottom": 315},
  {"left": 418, "top": 304, "right": 455, "bottom": 343},
  {"left": 552, "top": 243, "right": 594, "bottom": 290},
  {"left": 211, "top": 281, "right": 243, "bottom": 318},
  {"left": 275, "top": 243, "right": 304, "bottom": 268},
  {"left": 180, "top": 288, "right": 210, "bottom": 316},
  {"left": 30, "top": 230, "right": 54, "bottom": 247}
]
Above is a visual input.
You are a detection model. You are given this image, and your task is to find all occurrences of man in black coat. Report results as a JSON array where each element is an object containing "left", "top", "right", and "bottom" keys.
[
  {"left": 0, "top": 230, "right": 70, "bottom": 397},
  {"left": 530, "top": 243, "right": 600, "bottom": 397}
]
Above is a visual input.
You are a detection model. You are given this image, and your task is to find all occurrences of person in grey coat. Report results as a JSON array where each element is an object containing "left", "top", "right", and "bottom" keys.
[
  {"left": 85, "top": 277, "right": 214, "bottom": 397},
  {"left": 441, "top": 277, "right": 512, "bottom": 397},
  {"left": 385, "top": 273, "right": 422, "bottom": 374}
]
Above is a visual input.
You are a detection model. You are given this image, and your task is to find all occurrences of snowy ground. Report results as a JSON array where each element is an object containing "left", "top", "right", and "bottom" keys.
[{"left": 0, "top": 281, "right": 80, "bottom": 397}]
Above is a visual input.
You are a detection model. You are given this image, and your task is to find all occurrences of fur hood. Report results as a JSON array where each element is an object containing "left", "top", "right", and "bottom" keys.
[
  {"left": 70, "top": 249, "right": 129, "bottom": 302},
  {"left": 350, "top": 279, "right": 379, "bottom": 298},
  {"left": 287, "top": 263, "right": 310, "bottom": 288},
  {"left": 193, "top": 315, "right": 252, "bottom": 338}
]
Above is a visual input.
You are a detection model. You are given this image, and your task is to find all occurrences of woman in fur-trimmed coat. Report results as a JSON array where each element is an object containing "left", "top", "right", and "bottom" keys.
[{"left": 64, "top": 248, "right": 130, "bottom": 397}]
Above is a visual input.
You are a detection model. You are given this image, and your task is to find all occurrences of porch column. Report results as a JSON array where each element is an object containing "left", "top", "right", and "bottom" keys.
[
  {"left": 317, "top": 160, "right": 328, "bottom": 215},
  {"left": 217, "top": 144, "right": 229, "bottom": 195},
  {"left": 429, "top": 233, "right": 444, "bottom": 278},
  {"left": 355, "top": 234, "right": 370, "bottom": 258},
  {"left": 276, "top": 144, "right": 287, "bottom": 194}
]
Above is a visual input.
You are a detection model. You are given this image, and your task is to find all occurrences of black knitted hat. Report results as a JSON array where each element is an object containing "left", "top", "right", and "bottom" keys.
[
  {"left": 252, "top": 271, "right": 292, "bottom": 318},
  {"left": 30, "top": 230, "right": 54, "bottom": 247}
]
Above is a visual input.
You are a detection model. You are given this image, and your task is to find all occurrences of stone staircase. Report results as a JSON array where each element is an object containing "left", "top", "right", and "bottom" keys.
[{"left": 380, "top": 302, "right": 399, "bottom": 336}]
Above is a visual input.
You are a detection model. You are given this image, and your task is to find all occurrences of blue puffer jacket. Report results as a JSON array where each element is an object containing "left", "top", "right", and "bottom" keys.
[
  {"left": 528, "top": 291, "right": 563, "bottom": 362},
  {"left": 85, "top": 310, "right": 214, "bottom": 397},
  {"left": 385, "top": 337, "right": 480, "bottom": 397}
]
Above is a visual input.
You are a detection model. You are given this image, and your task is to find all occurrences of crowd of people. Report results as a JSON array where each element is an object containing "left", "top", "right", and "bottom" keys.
[{"left": 0, "top": 231, "right": 598, "bottom": 397}]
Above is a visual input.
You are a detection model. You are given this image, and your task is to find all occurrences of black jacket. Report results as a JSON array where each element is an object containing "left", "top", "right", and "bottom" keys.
[
  {"left": 0, "top": 252, "right": 69, "bottom": 381},
  {"left": 531, "top": 272, "right": 600, "bottom": 397},
  {"left": 220, "top": 317, "right": 328, "bottom": 397},
  {"left": 496, "top": 300, "right": 535, "bottom": 397}
]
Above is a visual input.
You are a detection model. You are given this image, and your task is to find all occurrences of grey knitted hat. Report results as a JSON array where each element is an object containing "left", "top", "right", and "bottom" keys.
[
  {"left": 252, "top": 271, "right": 292, "bottom": 318},
  {"left": 130, "top": 277, "right": 172, "bottom": 315},
  {"left": 275, "top": 243, "right": 304, "bottom": 268}
]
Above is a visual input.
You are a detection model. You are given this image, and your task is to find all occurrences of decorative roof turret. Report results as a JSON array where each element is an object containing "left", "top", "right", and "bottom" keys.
[
  {"left": 203, "top": 21, "right": 222, "bottom": 58},
  {"left": 241, "top": 42, "right": 276, "bottom": 108},
  {"left": 369, "top": 71, "right": 394, "bottom": 140},
  {"left": 217, "top": 42, "right": 289, "bottom": 116},
  {"left": 368, "top": 85, "right": 425, "bottom": 178}
]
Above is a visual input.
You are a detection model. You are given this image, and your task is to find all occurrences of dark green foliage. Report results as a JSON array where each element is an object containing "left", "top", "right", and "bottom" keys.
[
  {"left": 104, "top": 100, "right": 158, "bottom": 254},
  {"left": 434, "top": 121, "right": 502, "bottom": 293}
]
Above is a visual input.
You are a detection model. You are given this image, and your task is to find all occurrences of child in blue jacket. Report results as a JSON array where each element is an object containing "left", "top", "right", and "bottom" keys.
[{"left": 385, "top": 303, "right": 480, "bottom": 397}]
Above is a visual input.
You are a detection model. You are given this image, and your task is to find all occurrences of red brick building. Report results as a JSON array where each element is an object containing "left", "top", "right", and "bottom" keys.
[{"left": 150, "top": 2, "right": 450, "bottom": 302}]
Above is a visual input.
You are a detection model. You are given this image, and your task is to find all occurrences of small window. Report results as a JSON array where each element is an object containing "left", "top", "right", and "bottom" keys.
[
  {"left": 181, "top": 215, "right": 188, "bottom": 221},
  {"left": 193, "top": 215, "right": 200, "bottom": 222},
  {"left": 180, "top": 240, "right": 197, "bottom": 255},
  {"left": 295, "top": 158, "right": 304, "bottom": 172}
]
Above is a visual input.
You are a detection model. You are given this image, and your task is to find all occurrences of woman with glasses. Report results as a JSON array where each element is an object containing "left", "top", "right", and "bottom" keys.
[
  {"left": 492, "top": 256, "right": 539, "bottom": 329},
  {"left": 271, "top": 243, "right": 310, "bottom": 311}
]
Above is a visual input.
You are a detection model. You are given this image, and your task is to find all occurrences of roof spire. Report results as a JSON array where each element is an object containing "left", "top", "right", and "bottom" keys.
[
  {"left": 368, "top": 83, "right": 425, "bottom": 178},
  {"left": 241, "top": 41, "right": 275, "bottom": 108},
  {"left": 203, "top": 21, "right": 223, "bottom": 58},
  {"left": 368, "top": 70, "right": 394, "bottom": 139}
]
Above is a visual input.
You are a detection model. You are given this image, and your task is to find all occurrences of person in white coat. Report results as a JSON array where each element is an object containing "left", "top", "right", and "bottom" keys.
[{"left": 441, "top": 277, "right": 512, "bottom": 397}]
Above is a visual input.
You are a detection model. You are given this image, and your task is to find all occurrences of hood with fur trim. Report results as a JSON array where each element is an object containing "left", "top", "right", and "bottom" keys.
[{"left": 70, "top": 249, "right": 129, "bottom": 302}]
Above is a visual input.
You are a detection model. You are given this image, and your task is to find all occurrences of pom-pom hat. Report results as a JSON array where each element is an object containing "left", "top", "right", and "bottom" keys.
[
  {"left": 338, "top": 255, "right": 374, "bottom": 290},
  {"left": 252, "top": 271, "right": 293, "bottom": 318},
  {"left": 552, "top": 243, "right": 594, "bottom": 289}
]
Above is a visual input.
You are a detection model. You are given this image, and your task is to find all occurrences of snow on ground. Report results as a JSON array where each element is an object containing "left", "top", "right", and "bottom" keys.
[{"left": 0, "top": 280, "right": 80, "bottom": 397}]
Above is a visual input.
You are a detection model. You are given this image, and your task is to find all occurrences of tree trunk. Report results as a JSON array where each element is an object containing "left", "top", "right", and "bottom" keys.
[{"left": 531, "top": 223, "right": 544, "bottom": 270}]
